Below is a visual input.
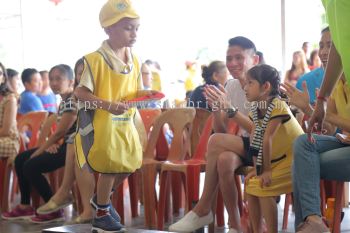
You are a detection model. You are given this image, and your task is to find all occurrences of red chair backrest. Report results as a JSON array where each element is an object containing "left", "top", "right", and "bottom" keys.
[
  {"left": 192, "top": 115, "right": 213, "bottom": 160},
  {"left": 17, "top": 111, "right": 49, "bottom": 149},
  {"left": 139, "top": 109, "right": 169, "bottom": 160}
]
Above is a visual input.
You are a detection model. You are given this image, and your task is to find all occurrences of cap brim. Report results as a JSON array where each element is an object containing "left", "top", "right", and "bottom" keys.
[{"left": 101, "top": 13, "right": 139, "bottom": 28}]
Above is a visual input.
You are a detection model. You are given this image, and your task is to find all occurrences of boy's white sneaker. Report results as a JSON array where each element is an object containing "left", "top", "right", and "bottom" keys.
[{"left": 168, "top": 211, "right": 213, "bottom": 232}]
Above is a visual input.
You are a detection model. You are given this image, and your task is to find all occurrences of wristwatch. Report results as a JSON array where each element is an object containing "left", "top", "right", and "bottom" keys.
[{"left": 224, "top": 106, "right": 238, "bottom": 118}]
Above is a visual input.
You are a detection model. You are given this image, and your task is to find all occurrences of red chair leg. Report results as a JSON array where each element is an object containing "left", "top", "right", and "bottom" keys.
[
  {"left": 171, "top": 172, "right": 183, "bottom": 214},
  {"left": 282, "top": 193, "right": 292, "bottom": 230},
  {"left": 141, "top": 164, "right": 157, "bottom": 228},
  {"left": 157, "top": 171, "right": 169, "bottom": 230},
  {"left": 186, "top": 165, "right": 200, "bottom": 211},
  {"left": 332, "top": 182, "right": 344, "bottom": 233}
]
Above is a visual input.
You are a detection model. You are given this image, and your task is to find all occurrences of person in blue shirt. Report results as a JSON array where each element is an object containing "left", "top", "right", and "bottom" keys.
[
  {"left": 18, "top": 68, "right": 44, "bottom": 114},
  {"left": 38, "top": 70, "right": 57, "bottom": 113},
  {"left": 296, "top": 27, "right": 331, "bottom": 105}
]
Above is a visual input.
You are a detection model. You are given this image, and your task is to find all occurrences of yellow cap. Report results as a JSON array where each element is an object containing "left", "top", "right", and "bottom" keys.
[{"left": 99, "top": 0, "right": 139, "bottom": 28}]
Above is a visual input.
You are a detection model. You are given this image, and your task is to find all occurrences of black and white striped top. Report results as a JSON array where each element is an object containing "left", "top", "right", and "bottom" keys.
[{"left": 57, "top": 93, "right": 77, "bottom": 143}]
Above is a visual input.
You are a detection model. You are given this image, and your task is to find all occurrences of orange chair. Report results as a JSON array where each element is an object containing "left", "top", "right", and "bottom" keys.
[
  {"left": 189, "top": 109, "right": 211, "bottom": 156},
  {"left": 157, "top": 114, "right": 213, "bottom": 229},
  {"left": 171, "top": 108, "right": 210, "bottom": 217},
  {"left": 141, "top": 108, "right": 196, "bottom": 228},
  {"left": 17, "top": 111, "right": 49, "bottom": 149}
]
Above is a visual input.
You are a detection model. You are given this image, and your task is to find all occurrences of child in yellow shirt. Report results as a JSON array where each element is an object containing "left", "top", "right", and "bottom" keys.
[{"left": 244, "top": 64, "right": 304, "bottom": 232}]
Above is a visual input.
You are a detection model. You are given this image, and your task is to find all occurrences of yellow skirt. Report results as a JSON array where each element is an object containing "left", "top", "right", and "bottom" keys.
[{"left": 245, "top": 153, "right": 293, "bottom": 197}]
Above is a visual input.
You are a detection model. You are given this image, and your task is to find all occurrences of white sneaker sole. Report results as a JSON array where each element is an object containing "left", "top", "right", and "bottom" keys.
[{"left": 91, "top": 227, "right": 126, "bottom": 233}]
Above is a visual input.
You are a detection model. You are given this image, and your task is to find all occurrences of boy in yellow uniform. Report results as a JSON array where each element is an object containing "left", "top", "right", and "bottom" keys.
[{"left": 74, "top": 0, "right": 145, "bottom": 232}]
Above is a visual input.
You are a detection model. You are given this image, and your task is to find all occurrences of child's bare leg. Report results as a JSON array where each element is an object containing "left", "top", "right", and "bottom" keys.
[
  {"left": 259, "top": 196, "right": 277, "bottom": 233},
  {"left": 193, "top": 134, "right": 244, "bottom": 216},
  {"left": 51, "top": 144, "right": 76, "bottom": 203},
  {"left": 96, "top": 173, "right": 129, "bottom": 205},
  {"left": 217, "top": 151, "right": 242, "bottom": 231},
  {"left": 246, "top": 193, "right": 263, "bottom": 233},
  {"left": 75, "top": 160, "right": 95, "bottom": 219}
]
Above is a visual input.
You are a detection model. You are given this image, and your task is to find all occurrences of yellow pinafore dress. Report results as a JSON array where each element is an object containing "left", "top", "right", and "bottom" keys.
[
  {"left": 245, "top": 98, "right": 304, "bottom": 196},
  {"left": 75, "top": 51, "right": 142, "bottom": 174}
]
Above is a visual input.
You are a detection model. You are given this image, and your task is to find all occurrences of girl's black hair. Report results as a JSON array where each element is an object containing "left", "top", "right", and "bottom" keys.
[
  {"left": 50, "top": 64, "right": 74, "bottom": 79},
  {"left": 49, "top": 64, "right": 75, "bottom": 88},
  {"left": 201, "top": 60, "right": 226, "bottom": 85},
  {"left": 0, "top": 62, "right": 13, "bottom": 96},
  {"left": 247, "top": 64, "right": 281, "bottom": 97},
  {"left": 6, "top": 68, "right": 19, "bottom": 80},
  {"left": 73, "top": 58, "right": 84, "bottom": 88}
]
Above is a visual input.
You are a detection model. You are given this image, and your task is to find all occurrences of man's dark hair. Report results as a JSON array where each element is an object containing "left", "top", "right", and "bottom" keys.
[{"left": 228, "top": 36, "right": 257, "bottom": 53}]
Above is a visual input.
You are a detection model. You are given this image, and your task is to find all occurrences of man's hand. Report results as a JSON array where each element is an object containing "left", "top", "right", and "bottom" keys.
[{"left": 203, "top": 84, "right": 230, "bottom": 110}]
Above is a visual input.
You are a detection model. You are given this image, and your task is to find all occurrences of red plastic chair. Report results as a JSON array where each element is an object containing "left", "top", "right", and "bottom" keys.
[
  {"left": 157, "top": 114, "right": 213, "bottom": 229},
  {"left": 17, "top": 111, "right": 49, "bottom": 149},
  {"left": 141, "top": 108, "right": 196, "bottom": 228}
]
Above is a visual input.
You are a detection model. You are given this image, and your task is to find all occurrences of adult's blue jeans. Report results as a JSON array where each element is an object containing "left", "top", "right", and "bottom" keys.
[{"left": 292, "top": 134, "right": 350, "bottom": 229}]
